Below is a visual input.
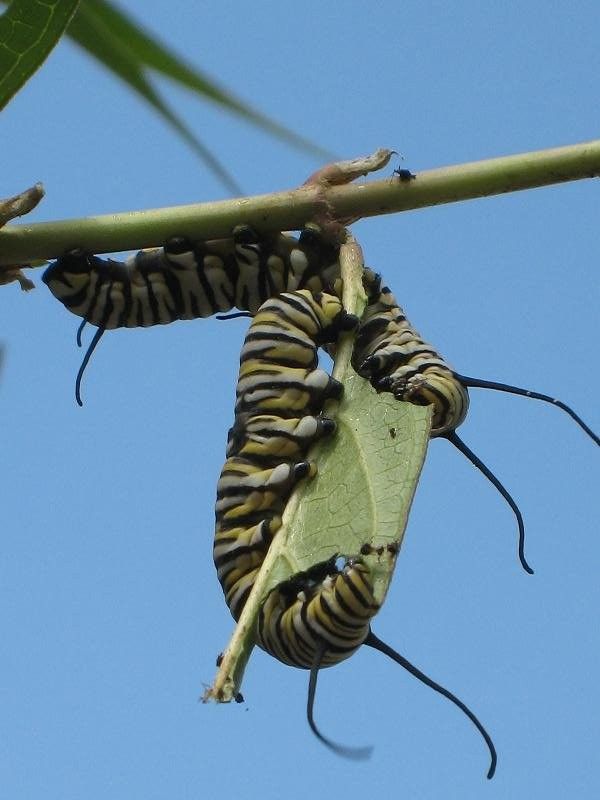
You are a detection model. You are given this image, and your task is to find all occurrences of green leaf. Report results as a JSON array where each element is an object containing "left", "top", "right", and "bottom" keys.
[
  {"left": 64, "top": 0, "right": 334, "bottom": 191},
  {"left": 207, "top": 374, "right": 431, "bottom": 701},
  {"left": 0, "top": 0, "right": 334, "bottom": 190},
  {"left": 66, "top": 2, "right": 243, "bottom": 195},
  {"left": 74, "top": 0, "right": 334, "bottom": 161},
  {"left": 0, "top": 0, "right": 80, "bottom": 110},
  {"left": 269, "top": 375, "right": 431, "bottom": 602}
]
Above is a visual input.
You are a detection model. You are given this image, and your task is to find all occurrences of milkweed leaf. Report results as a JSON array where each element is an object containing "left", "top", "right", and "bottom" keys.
[
  {"left": 0, "top": 0, "right": 79, "bottom": 110},
  {"left": 207, "top": 374, "right": 431, "bottom": 700},
  {"left": 271, "top": 374, "right": 431, "bottom": 602}
]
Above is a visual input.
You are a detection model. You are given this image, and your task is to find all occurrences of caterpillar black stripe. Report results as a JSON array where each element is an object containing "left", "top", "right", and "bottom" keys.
[{"left": 214, "top": 288, "right": 496, "bottom": 776}]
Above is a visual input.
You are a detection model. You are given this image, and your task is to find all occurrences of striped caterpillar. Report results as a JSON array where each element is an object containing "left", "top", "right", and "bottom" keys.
[{"left": 215, "top": 288, "right": 496, "bottom": 776}]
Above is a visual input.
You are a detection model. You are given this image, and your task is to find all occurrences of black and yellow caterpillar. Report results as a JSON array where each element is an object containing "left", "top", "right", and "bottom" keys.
[{"left": 214, "top": 287, "right": 496, "bottom": 775}]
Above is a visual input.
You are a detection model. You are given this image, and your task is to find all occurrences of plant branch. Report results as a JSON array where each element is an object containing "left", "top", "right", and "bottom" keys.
[{"left": 1, "top": 139, "right": 599, "bottom": 268}]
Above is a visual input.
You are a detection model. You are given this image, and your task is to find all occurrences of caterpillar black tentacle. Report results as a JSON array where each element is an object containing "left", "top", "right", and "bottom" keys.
[
  {"left": 76, "top": 318, "right": 87, "bottom": 347},
  {"left": 363, "top": 630, "right": 497, "bottom": 780},
  {"left": 307, "top": 638, "right": 373, "bottom": 761},
  {"left": 446, "top": 431, "right": 532, "bottom": 574},
  {"left": 454, "top": 373, "right": 600, "bottom": 447},
  {"left": 75, "top": 326, "right": 105, "bottom": 407}
]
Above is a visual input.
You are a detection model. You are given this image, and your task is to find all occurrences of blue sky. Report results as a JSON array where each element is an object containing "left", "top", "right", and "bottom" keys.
[{"left": 2, "top": 1, "right": 599, "bottom": 798}]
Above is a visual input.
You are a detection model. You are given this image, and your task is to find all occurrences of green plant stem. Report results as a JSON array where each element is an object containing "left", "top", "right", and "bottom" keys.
[{"left": 1, "top": 139, "right": 599, "bottom": 267}]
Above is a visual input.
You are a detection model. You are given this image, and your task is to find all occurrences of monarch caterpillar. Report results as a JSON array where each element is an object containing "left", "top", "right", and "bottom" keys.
[
  {"left": 353, "top": 269, "right": 599, "bottom": 574},
  {"left": 215, "top": 288, "right": 496, "bottom": 776},
  {"left": 41, "top": 225, "right": 341, "bottom": 406}
]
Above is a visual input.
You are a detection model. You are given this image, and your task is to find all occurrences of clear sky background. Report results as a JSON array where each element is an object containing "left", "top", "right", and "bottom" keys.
[{"left": 2, "top": 2, "right": 599, "bottom": 798}]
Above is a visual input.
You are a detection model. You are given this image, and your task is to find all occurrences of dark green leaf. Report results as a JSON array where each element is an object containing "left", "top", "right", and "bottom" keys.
[
  {"left": 68, "top": 1, "right": 334, "bottom": 171},
  {"left": 76, "top": 0, "right": 334, "bottom": 160},
  {"left": 0, "top": 0, "right": 80, "bottom": 110},
  {"left": 67, "top": 2, "right": 243, "bottom": 194}
]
